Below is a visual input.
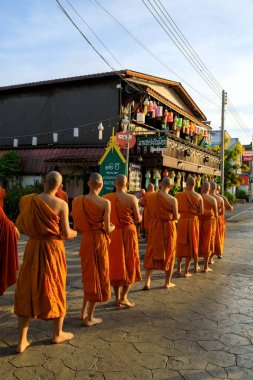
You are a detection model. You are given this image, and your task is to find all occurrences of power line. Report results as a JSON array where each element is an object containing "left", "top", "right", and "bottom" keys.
[
  {"left": 91, "top": 0, "right": 220, "bottom": 108},
  {"left": 54, "top": 0, "right": 144, "bottom": 94},
  {"left": 141, "top": 0, "right": 222, "bottom": 98}
]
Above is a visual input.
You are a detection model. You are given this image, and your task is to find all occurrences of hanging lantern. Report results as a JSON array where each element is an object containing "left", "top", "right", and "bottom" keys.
[
  {"left": 147, "top": 100, "right": 154, "bottom": 112},
  {"left": 176, "top": 118, "right": 182, "bottom": 129},
  {"left": 167, "top": 112, "right": 173, "bottom": 123},
  {"left": 163, "top": 109, "right": 168, "bottom": 123},
  {"left": 73, "top": 127, "right": 79, "bottom": 137},
  {"left": 182, "top": 120, "right": 186, "bottom": 133},
  {"left": 155, "top": 105, "right": 163, "bottom": 118},
  {"left": 199, "top": 128, "right": 204, "bottom": 136},
  {"left": 189, "top": 122, "right": 193, "bottom": 136},
  {"left": 98, "top": 122, "right": 104, "bottom": 140},
  {"left": 173, "top": 116, "right": 178, "bottom": 131},
  {"left": 195, "top": 126, "right": 200, "bottom": 135},
  {"left": 143, "top": 98, "right": 149, "bottom": 115},
  {"left": 192, "top": 123, "right": 197, "bottom": 134},
  {"left": 32, "top": 136, "right": 37, "bottom": 146},
  {"left": 184, "top": 120, "right": 189, "bottom": 134},
  {"left": 136, "top": 112, "right": 145, "bottom": 124},
  {"left": 203, "top": 129, "right": 207, "bottom": 137},
  {"left": 122, "top": 115, "right": 129, "bottom": 131},
  {"left": 53, "top": 133, "right": 58, "bottom": 143},
  {"left": 13, "top": 138, "right": 18, "bottom": 147}
]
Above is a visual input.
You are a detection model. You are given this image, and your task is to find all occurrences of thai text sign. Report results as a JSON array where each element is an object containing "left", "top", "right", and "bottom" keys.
[
  {"left": 99, "top": 148, "right": 126, "bottom": 195},
  {"left": 243, "top": 151, "right": 253, "bottom": 162},
  {"left": 138, "top": 135, "right": 167, "bottom": 148}
]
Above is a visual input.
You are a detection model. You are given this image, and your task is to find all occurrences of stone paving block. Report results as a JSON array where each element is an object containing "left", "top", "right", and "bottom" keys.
[
  {"left": 220, "top": 332, "right": 251, "bottom": 346},
  {"left": 63, "top": 352, "right": 98, "bottom": 371},
  {"left": 236, "top": 352, "right": 253, "bottom": 369},
  {"left": 10, "top": 350, "right": 45, "bottom": 367},
  {"left": 179, "top": 369, "right": 217, "bottom": 380},
  {"left": 152, "top": 368, "right": 184, "bottom": 379},
  {"left": 75, "top": 370, "right": 105, "bottom": 379},
  {"left": 129, "top": 363, "right": 152, "bottom": 379},
  {"left": 0, "top": 362, "right": 16, "bottom": 379},
  {"left": 202, "top": 349, "right": 236, "bottom": 367},
  {"left": 185, "top": 329, "right": 220, "bottom": 341},
  {"left": 94, "top": 358, "right": 126, "bottom": 372},
  {"left": 103, "top": 372, "right": 136, "bottom": 380},
  {"left": 197, "top": 340, "right": 225, "bottom": 351},
  {"left": 43, "top": 357, "right": 76, "bottom": 379},
  {"left": 206, "top": 363, "right": 228, "bottom": 379},
  {"left": 14, "top": 366, "right": 54, "bottom": 380},
  {"left": 225, "top": 365, "right": 253, "bottom": 380},
  {"left": 133, "top": 352, "right": 167, "bottom": 370},
  {"left": 166, "top": 354, "right": 207, "bottom": 371}
]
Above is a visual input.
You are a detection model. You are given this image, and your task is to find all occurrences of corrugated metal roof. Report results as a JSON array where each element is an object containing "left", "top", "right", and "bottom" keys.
[{"left": 0, "top": 147, "right": 104, "bottom": 174}]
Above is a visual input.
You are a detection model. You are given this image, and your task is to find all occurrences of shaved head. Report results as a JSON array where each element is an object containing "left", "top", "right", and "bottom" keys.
[
  {"left": 45, "top": 171, "right": 62, "bottom": 191},
  {"left": 88, "top": 172, "right": 103, "bottom": 188},
  {"left": 210, "top": 181, "right": 217, "bottom": 191},
  {"left": 201, "top": 180, "right": 210, "bottom": 192},
  {"left": 147, "top": 183, "right": 154, "bottom": 192},
  {"left": 161, "top": 176, "right": 173, "bottom": 188},
  {"left": 186, "top": 176, "right": 195, "bottom": 187},
  {"left": 114, "top": 174, "right": 127, "bottom": 187}
]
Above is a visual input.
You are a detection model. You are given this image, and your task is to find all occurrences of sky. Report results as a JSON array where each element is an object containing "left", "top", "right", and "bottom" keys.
[{"left": 0, "top": 0, "right": 253, "bottom": 144}]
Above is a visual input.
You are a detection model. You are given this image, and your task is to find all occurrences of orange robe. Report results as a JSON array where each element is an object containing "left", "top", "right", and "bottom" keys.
[
  {"left": 142, "top": 192, "right": 152, "bottom": 232},
  {"left": 55, "top": 189, "right": 68, "bottom": 203},
  {"left": 103, "top": 193, "right": 141, "bottom": 286},
  {"left": 176, "top": 192, "right": 200, "bottom": 259},
  {"left": 198, "top": 197, "right": 215, "bottom": 258},
  {"left": 14, "top": 194, "right": 66, "bottom": 319},
  {"left": 144, "top": 193, "right": 177, "bottom": 270},
  {"left": 0, "top": 208, "right": 19, "bottom": 295},
  {"left": 215, "top": 203, "right": 225, "bottom": 256},
  {"left": 0, "top": 187, "right": 6, "bottom": 209},
  {"left": 72, "top": 197, "right": 110, "bottom": 303}
]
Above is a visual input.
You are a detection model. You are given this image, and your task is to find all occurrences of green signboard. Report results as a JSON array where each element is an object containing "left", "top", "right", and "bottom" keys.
[
  {"left": 138, "top": 135, "right": 167, "bottom": 148},
  {"left": 99, "top": 136, "right": 126, "bottom": 195}
]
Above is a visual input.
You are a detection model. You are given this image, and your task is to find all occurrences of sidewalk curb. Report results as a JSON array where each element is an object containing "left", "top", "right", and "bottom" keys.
[{"left": 226, "top": 207, "right": 253, "bottom": 221}]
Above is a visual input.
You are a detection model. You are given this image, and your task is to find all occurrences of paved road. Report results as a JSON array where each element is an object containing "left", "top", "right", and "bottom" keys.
[{"left": 1, "top": 203, "right": 253, "bottom": 379}]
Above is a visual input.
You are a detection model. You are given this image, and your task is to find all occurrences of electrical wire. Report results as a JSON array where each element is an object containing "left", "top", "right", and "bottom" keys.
[{"left": 91, "top": 0, "right": 220, "bottom": 108}]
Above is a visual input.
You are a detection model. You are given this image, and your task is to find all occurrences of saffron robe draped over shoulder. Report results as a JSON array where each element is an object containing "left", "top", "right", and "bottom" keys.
[
  {"left": 55, "top": 189, "right": 68, "bottom": 203},
  {"left": 71, "top": 196, "right": 110, "bottom": 303},
  {"left": 0, "top": 187, "right": 6, "bottom": 209},
  {"left": 144, "top": 193, "right": 177, "bottom": 271},
  {"left": 198, "top": 197, "right": 215, "bottom": 258},
  {"left": 14, "top": 194, "right": 66, "bottom": 319},
  {"left": 0, "top": 208, "right": 19, "bottom": 295},
  {"left": 215, "top": 203, "right": 225, "bottom": 256},
  {"left": 176, "top": 192, "right": 200, "bottom": 259},
  {"left": 103, "top": 193, "right": 141, "bottom": 287},
  {"left": 142, "top": 192, "right": 152, "bottom": 232}
]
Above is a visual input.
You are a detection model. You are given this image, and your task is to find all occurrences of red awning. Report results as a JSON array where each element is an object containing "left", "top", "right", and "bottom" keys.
[{"left": 0, "top": 147, "right": 104, "bottom": 174}]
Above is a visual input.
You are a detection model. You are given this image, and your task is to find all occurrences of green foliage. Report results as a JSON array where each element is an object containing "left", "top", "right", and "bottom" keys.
[
  {"left": 224, "top": 190, "right": 236, "bottom": 204},
  {"left": 0, "top": 152, "right": 21, "bottom": 180},
  {"left": 169, "top": 185, "right": 180, "bottom": 197},
  {"left": 5, "top": 183, "right": 43, "bottom": 220},
  {"left": 236, "top": 189, "right": 248, "bottom": 200}
]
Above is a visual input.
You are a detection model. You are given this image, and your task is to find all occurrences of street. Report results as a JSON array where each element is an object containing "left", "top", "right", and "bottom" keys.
[{"left": 1, "top": 204, "right": 253, "bottom": 379}]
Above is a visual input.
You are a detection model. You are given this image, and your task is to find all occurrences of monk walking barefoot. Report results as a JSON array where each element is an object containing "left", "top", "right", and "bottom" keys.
[
  {"left": 104, "top": 175, "right": 142, "bottom": 307},
  {"left": 143, "top": 177, "right": 179, "bottom": 290},
  {"left": 0, "top": 208, "right": 19, "bottom": 296},
  {"left": 175, "top": 177, "right": 203, "bottom": 277},
  {"left": 14, "top": 171, "right": 77, "bottom": 353},
  {"left": 198, "top": 181, "right": 218, "bottom": 272},
  {"left": 209, "top": 182, "right": 225, "bottom": 260},
  {"left": 72, "top": 173, "right": 114, "bottom": 327}
]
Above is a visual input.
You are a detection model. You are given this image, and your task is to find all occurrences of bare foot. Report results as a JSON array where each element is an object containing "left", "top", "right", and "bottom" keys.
[
  {"left": 218, "top": 255, "right": 223, "bottom": 259},
  {"left": 115, "top": 301, "right": 125, "bottom": 308},
  {"left": 17, "top": 340, "right": 31, "bottom": 353},
  {"left": 52, "top": 332, "right": 74, "bottom": 344},
  {"left": 209, "top": 258, "right": 215, "bottom": 264},
  {"left": 183, "top": 273, "right": 192, "bottom": 278},
  {"left": 119, "top": 299, "right": 135, "bottom": 307},
  {"left": 84, "top": 317, "right": 103, "bottom": 327},
  {"left": 164, "top": 283, "right": 176, "bottom": 289},
  {"left": 194, "top": 268, "right": 199, "bottom": 273},
  {"left": 174, "top": 271, "right": 181, "bottom": 276}
]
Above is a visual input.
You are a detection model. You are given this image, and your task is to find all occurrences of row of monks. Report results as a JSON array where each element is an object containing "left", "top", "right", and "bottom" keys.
[{"left": 0, "top": 171, "right": 232, "bottom": 353}]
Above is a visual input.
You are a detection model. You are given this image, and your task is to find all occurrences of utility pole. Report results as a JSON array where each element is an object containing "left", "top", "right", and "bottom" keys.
[
  {"left": 221, "top": 90, "right": 227, "bottom": 195},
  {"left": 125, "top": 103, "right": 132, "bottom": 180}
]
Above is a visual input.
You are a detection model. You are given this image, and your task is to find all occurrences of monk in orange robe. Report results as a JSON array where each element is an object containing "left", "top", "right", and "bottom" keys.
[
  {"left": 0, "top": 208, "right": 19, "bottom": 295},
  {"left": 175, "top": 176, "right": 203, "bottom": 277},
  {"left": 72, "top": 173, "right": 114, "bottom": 326},
  {"left": 104, "top": 174, "right": 142, "bottom": 307},
  {"left": 0, "top": 185, "right": 6, "bottom": 209},
  {"left": 55, "top": 184, "right": 68, "bottom": 203},
  {"left": 142, "top": 183, "right": 155, "bottom": 240},
  {"left": 209, "top": 182, "right": 225, "bottom": 260},
  {"left": 217, "top": 185, "right": 233, "bottom": 211},
  {"left": 198, "top": 181, "right": 218, "bottom": 272},
  {"left": 143, "top": 177, "right": 179, "bottom": 289},
  {"left": 14, "top": 171, "right": 77, "bottom": 353}
]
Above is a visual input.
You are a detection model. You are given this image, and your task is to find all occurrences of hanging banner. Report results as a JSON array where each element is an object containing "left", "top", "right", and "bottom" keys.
[
  {"left": 129, "top": 163, "right": 142, "bottom": 192},
  {"left": 242, "top": 151, "right": 253, "bottom": 162},
  {"left": 138, "top": 135, "right": 167, "bottom": 148}
]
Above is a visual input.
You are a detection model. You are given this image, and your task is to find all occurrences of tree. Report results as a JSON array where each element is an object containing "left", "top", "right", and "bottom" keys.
[
  {"left": 0, "top": 151, "right": 21, "bottom": 180},
  {"left": 212, "top": 142, "right": 249, "bottom": 191}
]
